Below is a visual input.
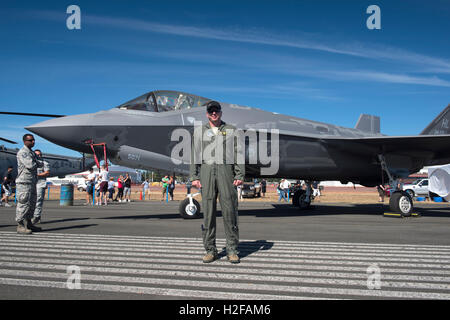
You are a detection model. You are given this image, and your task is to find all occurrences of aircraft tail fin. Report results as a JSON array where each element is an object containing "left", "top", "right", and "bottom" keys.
[
  {"left": 355, "top": 114, "right": 380, "bottom": 134},
  {"left": 420, "top": 104, "right": 450, "bottom": 135}
]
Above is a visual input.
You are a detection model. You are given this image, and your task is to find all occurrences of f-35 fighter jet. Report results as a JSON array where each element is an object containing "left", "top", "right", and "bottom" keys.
[{"left": 5, "top": 90, "right": 450, "bottom": 217}]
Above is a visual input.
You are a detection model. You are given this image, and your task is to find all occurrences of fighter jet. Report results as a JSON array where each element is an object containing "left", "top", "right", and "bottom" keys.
[{"left": 3, "top": 90, "right": 450, "bottom": 217}]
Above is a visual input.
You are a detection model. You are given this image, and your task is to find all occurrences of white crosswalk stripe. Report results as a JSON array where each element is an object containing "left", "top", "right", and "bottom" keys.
[{"left": 0, "top": 231, "right": 450, "bottom": 299}]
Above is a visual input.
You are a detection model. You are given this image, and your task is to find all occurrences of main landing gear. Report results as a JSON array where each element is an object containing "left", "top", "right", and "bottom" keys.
[{"left": 378, "top": 155, "right": 414, "bottom": 217}]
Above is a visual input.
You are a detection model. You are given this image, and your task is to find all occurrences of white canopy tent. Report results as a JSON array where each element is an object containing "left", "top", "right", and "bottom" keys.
[{"left": 428, "top": 164, "right": 450, "bottom": 201}]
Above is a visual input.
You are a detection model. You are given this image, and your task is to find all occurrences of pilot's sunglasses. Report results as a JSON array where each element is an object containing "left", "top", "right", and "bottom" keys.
[{"left": 208, "top": 110, "right": 221, "bottom": 114}]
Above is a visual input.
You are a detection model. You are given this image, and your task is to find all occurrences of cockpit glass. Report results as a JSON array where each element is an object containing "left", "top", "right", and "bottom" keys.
[
  {"left": 116, "top": 93, "right": 156, "bottom": 111},
  {"left": 117, "top": 90, "right": 210, "bottom": 112},
  {"left": 154, "top": 91, "right": 210, "bottom": 112},
  {"left": 155, "top": 91, "right": 183, "bottom": 111}
]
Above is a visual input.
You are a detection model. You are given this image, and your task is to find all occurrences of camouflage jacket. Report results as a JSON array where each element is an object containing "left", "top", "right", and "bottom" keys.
[{"left": 16, "top": 146, "right": 42, "bottom": 184}]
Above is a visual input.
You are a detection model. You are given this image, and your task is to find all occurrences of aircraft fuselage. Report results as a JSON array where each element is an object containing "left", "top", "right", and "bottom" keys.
[{"left": 26, "top": 100, "right": 388, "bottom": 185}]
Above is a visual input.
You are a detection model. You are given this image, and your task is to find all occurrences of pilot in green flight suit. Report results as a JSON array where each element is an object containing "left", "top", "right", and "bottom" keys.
[{"left": 190, "top": 101, "right": 245, "bottom": 264}]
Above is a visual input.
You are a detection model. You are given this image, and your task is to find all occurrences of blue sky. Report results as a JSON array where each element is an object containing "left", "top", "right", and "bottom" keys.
[{"left": 0, "top": 0, "right": 449, "bottom": 156}]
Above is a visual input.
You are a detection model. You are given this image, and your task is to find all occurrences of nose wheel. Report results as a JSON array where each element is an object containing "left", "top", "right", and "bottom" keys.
[{"left": 179, "top": 197, "right": 202, "bottom": 219}]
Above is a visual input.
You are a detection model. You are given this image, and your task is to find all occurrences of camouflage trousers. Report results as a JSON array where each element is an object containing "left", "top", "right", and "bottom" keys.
[
  {"left": 15, "top": 183, "right": 37, "bottom": 223},
  {"left": 33, "top": 186, "right": 46, "bottom": 219}
]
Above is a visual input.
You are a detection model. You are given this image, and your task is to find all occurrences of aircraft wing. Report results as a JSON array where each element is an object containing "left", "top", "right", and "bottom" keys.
[{"left": 319, "top": 134, "right": 450, "bottom": 166}]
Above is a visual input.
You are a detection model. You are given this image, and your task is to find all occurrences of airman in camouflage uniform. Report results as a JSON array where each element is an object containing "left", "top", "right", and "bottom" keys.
[
  {"left": 190, "top": 101, "right": 245, "bottom": 264},
  {"left": 15, "top": 134, "right": 42, "bottom": 234},
  {"left": 32, "top": 149, "right": 50, "bottom": 225}
]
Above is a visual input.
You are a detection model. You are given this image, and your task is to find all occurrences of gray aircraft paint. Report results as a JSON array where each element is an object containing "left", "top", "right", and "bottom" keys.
[{"left": 25, "top": 90, "right": 450, "bottom": 186}]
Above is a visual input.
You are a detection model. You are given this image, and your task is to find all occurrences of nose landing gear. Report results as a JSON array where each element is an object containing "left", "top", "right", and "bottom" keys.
[{"left": 179, "top": 190, "right": 202, "bottom": 219}]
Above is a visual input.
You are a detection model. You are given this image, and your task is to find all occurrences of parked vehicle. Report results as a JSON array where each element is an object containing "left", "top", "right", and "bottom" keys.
[
  {"left": 402, "top": 178, "right": 429, "bottom": 198},
  {"left": 241, "top": 181, "right": 261, "bottom": 198},
  {"left": 77, "top": 180, "right": 87, "bottom": 192}
]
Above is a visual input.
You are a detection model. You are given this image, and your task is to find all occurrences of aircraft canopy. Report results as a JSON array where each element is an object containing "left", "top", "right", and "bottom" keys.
[{"left": 116, "top": 90, "right": 211, "bottom": 112}]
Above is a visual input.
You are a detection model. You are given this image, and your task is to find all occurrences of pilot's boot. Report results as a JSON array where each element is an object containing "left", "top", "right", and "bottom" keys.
[
  {"left": 227, "top": 253, "right": 240, "bottom": 264},
  {"left": 17, "top": 220, "right": 32, "bottom": 235},
  {"left": 26, "top": 219, "right": 42, "bottom": 232},
  {"left": 202, "top": 251, "right": 218, "bottom": 263}
]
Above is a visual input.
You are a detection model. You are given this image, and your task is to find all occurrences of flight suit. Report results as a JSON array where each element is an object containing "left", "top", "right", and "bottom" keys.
[
  {"left": 33, "top": 158, "right": 50, "bottom": 220},
  {"left": 190, "top": 121, "right": 245, "bottom": 255},
  {"left": 16, "top": 145, "right": 42, "bottom": 224}
]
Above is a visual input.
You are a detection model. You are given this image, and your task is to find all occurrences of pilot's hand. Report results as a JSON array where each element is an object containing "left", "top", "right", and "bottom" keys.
[
  {"left": 192, "top": 180, "right": 202, "bottom": 189},
  {"left": 233, "top": 180, "right": 243, "bottom": 186}
]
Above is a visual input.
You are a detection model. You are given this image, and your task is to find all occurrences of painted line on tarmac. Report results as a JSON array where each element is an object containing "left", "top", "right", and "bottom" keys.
[
  {"left": 0, "top": 244, "right": 449, "bottom": 274},
  {"left": 1, "top": 236, "right": 450, "bottom": 256},
  {"left": 2, "top": 253, "right": 450, "bottom": 281},
  {"left": 4, "top": 250, "right": 450, "bottom": 274},
  {"left": 1, "top": 259, "right": 449, "bottom": 291},
  {"left": 0, "top": 266, "right": 448, "bottom": 299},
  {"left": 2, "top": 243, "right": 450, "bottom": 265},
  {"left": 2, "top": 231, "right": 450, "bottom": 250},
  {"left": 0, "top": 277, "right": 308, "bottom": 300},
  {"left": 2, "top": 232, "right": 450, "bottom": 299}
]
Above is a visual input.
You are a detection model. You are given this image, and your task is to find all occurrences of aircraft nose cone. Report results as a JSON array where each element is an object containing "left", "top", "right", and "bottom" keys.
[{"left": 26, "top": 114, "right": 96, "bottom": 153}]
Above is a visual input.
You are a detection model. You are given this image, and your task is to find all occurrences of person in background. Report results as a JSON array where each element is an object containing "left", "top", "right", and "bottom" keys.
[
  {"left": 115, "top": 175, "right": 124, "bottom": 202},
  {"left": 281, "top": 179, "right": 291, "bottom": 201},
  {"left": 377, "top": 184, "right": 386, "bottom": 202},
  {"left": 161, "top": 175, "right": 169, "bottom": 201},
  {"left": 1, "top": 166, "right": 14, "bottom": 207},
  {"left": 123, "top": 173, "right": 132, "bottom": 202},
  {"left": 312, "top": 181, "right": 321, "bottom": 199},
  {"left": 277, "top": 180, "right": 287, "bottom": 202},
  {"left": 237, "top": 183, "right": 243, "bottom": 202},
  {"left": 260, "top": 179, "right": 267, "bottom": 198},
  {"left": 99, "top": 165, "right": 109, "bottom": 206},
  {"left": 94, "top": 179, "right": 101, "bottom": 206},
  {"left": 141, "top": 178, "right": 150, "bottom": 200},
  {"left": 108, "top": 177, "right": 115, "bottom": 203},
  {"left": 168, "top": 175, "right": 176, "bottom": 201},
  {"left": 84, "top": 168, "right": 96, "bottom": 205},
  {"left": 32, "top": 150, "right": 50, "bottom": 224}
]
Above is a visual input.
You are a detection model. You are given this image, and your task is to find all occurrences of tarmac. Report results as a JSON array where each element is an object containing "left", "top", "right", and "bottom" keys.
[{"left": 0, "top": 199, "right": 450, "bottom": 300}]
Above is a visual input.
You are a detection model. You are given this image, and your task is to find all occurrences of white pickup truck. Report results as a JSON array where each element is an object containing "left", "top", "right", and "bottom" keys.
[{"left": 402, "top": 179, "right": 429, "bottom": 198}]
